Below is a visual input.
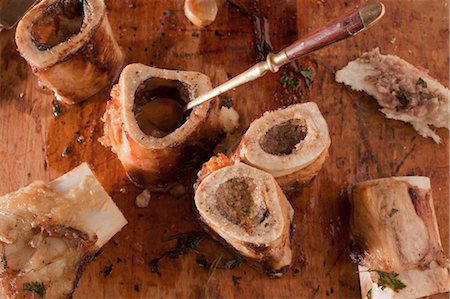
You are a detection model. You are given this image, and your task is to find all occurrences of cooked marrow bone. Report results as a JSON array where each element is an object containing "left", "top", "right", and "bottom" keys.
[
  {"left": 0, "top": 163, "right": 127, "bottom": 298},
  {"left": 100, "top": 63, "right": 222, "bottom": 191},
  {"left": 350, "top": 176, "right": 450, "bottom": 298},
  {"left": 234, "top": 102, "right": 330, "bottom": 190},
  {"left": 336, "top": 48, "right": 449, "bottom": 143},
  {"left": 15, "top": 0, "right": 124, "bottom": 104},
  {"left": 195, "top": 157, "right": 294, "bottom": 275}
]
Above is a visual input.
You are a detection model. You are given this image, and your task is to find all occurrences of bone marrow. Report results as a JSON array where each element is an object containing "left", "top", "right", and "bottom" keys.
[
  {"left": 336, "top": 48, "right": 449, "bottom": 143},
  {"left": 0, "top": 163, "right": 127, "bottom": 298},
  {"left": 194, "top": 157, "right": 294, "bottom": 275},
  {"left": 15, "top": 0, "right": 124, "bottom": 104},
  {"left": 234, "top": 102, "right": 330, "bottom": 190},
  {"left": 350, "top": 176, "right": 449, "bottom": 298},
  {"left": 100, "top": 63, "right": 222, "bottom": 191}
]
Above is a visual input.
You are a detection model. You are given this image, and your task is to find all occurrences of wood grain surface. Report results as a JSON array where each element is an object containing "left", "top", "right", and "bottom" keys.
[{"left": 0, "top": 0, "right": 448, "bottom": 298}]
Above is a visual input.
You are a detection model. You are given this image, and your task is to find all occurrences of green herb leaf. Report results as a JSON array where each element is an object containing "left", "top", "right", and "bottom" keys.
[
  {"left": 280, "top": 76, "right": 299, "bottom": 89},
  {"left": 368, "top": 269, "right": 407, "bottom": 292},
  {"left": 298, "top": 67, "right": 314, "bottom": 80},
  {"left": 389, "top": 208, "right": 399, "bottom": 217},
  {"left": 23, "top": 281, "right": 46, "bottom": 298},
  {"left": 416, "top": 77, "right": 427, "bottom": 88},
  {"left": 224, "top": 256, "right": 244, "bottom": 269},
  {"left": 367, "top": 288, "right": 372, "bottom": 299}
]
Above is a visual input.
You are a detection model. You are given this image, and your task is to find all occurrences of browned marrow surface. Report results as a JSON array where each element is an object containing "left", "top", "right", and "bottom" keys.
[
  {"left": 194, "top": 158, "right": 294, "bottom": 276},
  {"left": 15, "top": 0, "right": 124, "bottom": 104},
  {"left": 101, "top": 63, "right": 222, "bottom": 191},
  {"left": 350, "top": 176, "right": 450, "bottom": 298}
]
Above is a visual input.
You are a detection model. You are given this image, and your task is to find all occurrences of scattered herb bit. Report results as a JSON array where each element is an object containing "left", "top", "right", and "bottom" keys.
[
  {"left": 231, "top": 275, "right": 242, "bottom": 287},
  {"left": 150, "top": 232, "right": 204, "bottom": 276},
  {"left": 367, "top": 269, "right": 406, "bottom": 292},
  {"left": 280, "top": 76, "right": 299, "bottom": 89},
  {"left": 292, "top": 267, "right": 300, "bottom": 275},
  {"left": 116, "top": 257, "right": 122, "bottom": 263},
  {"left": 298, "top": 67, "right": 315, "bottom": 87},
  {"left": 192, "top": 31, "right": 199, "bottom": 37},
  {"left": 163, "top": 232, "right": 204, "bottom": 258},
  {"left": 23, "top": 282, "right": 46, "bottom": 298},
  {"left": 150, "top": 257, "right": 162, "bottom": 276},
  {"left": 134, "top": 284, "right": 140, "bottom": 292},
  {"left": 162, "top": 10, "right": 170, "bottom": 16},
  {"left": 206, "top": 253, "right": 224, "bottom": 286},
  {"left": 62, "top": 146, "right": 72, "bottom": 157},
  {"left": 389, "top": 208, "right": 399, "bottom": 217},
  {"left": 224, "top": 256, "right": 244, "bottom": 269},
  {"left": 298, "top": 67, "right": 314, "bottom": 80},
  {"left": 416, "top": 77, "right": 427, "bottom": 88},
  {"left": 101, "top": 264, "right": 113, "bottom": 278},
  {"left": 367, "top": 288, "right": 372, "bottom": 299},
  {"left": 51, "top": 100, "right": 62, "bottom": 117}
]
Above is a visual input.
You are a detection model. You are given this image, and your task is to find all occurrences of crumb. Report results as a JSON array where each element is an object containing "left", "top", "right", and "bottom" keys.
[
  {"left": 390, "top": 37, "right": 396, "bottom": 44},
  {"left": 19, "top": 93, "right": 24, "bottom": 98},
  {"left": 169, "top": 184, "right": 186, "bottom": 198},
  {"left": 135, "top": 189, "right": 151, "bottom": 208},
  {"left": 101, "top": 264, "right": 113, "bottom": 278},
  {"left": 219, "top": 106, "right": 240, "bottom": 134},
  {"left": 119, "top": 187, "right": 128, "bottom": 194},
  {"left": 76, "top": 136, "right": 85, "bottom": 144}
]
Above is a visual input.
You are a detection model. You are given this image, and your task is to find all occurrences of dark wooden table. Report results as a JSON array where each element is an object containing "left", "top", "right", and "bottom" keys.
[{"left": 0, "top": 0, "right": 448, "bottom": 298}]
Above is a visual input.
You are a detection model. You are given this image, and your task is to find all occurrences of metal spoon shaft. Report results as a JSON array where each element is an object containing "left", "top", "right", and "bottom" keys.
[{"left": 185, "top": 2, "right": 385, "bottom": 111}]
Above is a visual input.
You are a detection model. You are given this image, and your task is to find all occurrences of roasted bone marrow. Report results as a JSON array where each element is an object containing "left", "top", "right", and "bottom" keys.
[
  {"left": 336, "top": 48, "right": 449, "bottom": 143},
  {"left": 101, "top": 63, "right": 222, "bottom": 191},
  {"left": 234, "top": 102, "right": 330, "bottom": 191},
  {"left": 350, "top": 176, "right": 450, "bottom": 298},
  {"left": 0, "top": 163, "right": 127, "bottom": 298},
  {"left": 15, "top": 0, "right": 124, "bottom": 104},
  {"left": 194, "top": 155, "right": 294, "bottom": 275}
]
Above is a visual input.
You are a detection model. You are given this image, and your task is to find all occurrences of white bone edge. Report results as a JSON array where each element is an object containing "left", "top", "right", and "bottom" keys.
[{"left": 49, "top": 163, "right": 127, "bottom": 248}]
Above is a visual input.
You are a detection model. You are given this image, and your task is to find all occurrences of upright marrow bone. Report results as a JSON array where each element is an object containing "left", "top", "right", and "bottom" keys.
[
  {"left": 15, "top": 0, "right": 124, "bottom": 104},
  {"left": 101, "top": 63, "right": 222, "bottom": 191}
]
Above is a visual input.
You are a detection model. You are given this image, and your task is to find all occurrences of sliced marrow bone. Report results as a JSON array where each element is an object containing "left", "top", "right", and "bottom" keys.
[
  {"left": 195, "top": 156, "right": 294, "bottom": 275},
  {"left": 0, "top": 163, "right": 127, "bottom": 298},
  {"left": 234, "top": 102, "right": 330, "bottom": 191},
  {"left": 350, "top": 176, "right": 449, "bottom": 298},
  {"left": 15, "top": 0, "right": 124, "bottom": 104},
  {"left": 100, "top": 63, "right": 222, "bottom": 191}
]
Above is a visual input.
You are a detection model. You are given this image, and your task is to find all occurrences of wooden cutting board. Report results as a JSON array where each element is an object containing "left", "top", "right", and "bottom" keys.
[{"left": 0, "top": 0, "right": 448, "bottom": 298}]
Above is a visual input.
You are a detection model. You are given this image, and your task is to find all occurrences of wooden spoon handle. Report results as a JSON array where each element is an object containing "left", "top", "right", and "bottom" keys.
[{"left": 284, "top": 2, "right": 385, "bottom": 60}]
